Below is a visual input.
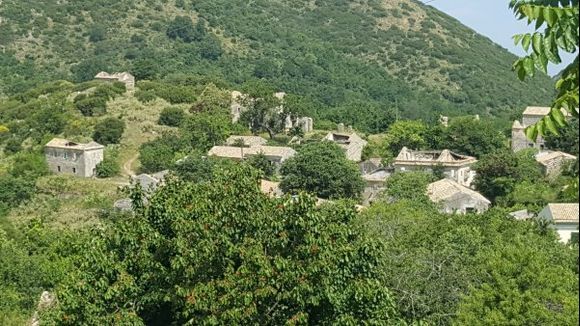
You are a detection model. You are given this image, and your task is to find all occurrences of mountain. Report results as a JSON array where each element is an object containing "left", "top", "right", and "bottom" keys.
[{"left": 0, "top": 0, "right": 554, "bottom": 125}]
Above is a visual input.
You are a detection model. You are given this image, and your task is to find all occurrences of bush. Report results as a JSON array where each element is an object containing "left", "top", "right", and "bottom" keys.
[
  {"left": 74, "top": 95, "right": 107, "bottom": 116},
  {"left": 4, "top": 137, "right": 23, "bottom": 154},
  {"left": 158, "top": 107, "right": 185, "bottom": 127},
  {"left": 135, "top": 90, "right": 157, "bottom": 103},
  {"left": 96, "top": 149, "right": 120, "bottom": 178},
  {"left": 93, "top": 118, "right": 125, "bottom": 145}
]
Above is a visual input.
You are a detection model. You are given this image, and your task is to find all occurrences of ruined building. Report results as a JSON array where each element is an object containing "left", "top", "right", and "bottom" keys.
[{"left": 45, "top": 138, "right": 104, "bottom": 177}]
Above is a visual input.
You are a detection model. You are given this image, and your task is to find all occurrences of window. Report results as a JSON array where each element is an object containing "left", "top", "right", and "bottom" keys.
[
  {"left": 465, "top": 207, "right": 476, "bottom": 214},
  {"left": 63, "top": 152, "right": 68, "bottom": 159},
  {"left": 57, "top": 166, "right": 61, "bottom": 172},
  {"left": 72, "top": 167, "right": 76, "bottom": 174}
]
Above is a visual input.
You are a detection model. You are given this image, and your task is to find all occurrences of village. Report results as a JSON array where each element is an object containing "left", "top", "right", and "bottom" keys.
[{"left": 42, "top": 71, "right": 580, "bottom": 245}]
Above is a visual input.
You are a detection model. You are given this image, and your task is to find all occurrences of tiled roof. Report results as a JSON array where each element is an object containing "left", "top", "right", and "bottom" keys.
[
  {"left": 546, "top": 203, "right": 579, "bottom": 223},
  {"left": 208, "top": 145, "right": 296, "bottom": 160},
  {"left": 427, "top": 179, "right": 490, "bottom": 204},
  {"left": 522, "top": 106, "right": 574, "bottom": 117},
  {"left": 523, "top": 106, "right": 551, "bottom": 116},
  {"left": 226, "top": 135, "right": 268, "bottom": 147},
  {"left": 535, "top": 151, "right": 577, "bottom": 166},
  {"left": 45, "top": 138, "right": 104, "bottom": 150}
]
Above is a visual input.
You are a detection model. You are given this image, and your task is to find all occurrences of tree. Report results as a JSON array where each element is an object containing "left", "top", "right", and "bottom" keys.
[
  {"left": 380, "top": 120, "right": 428, "bottom": 157},
  {"left": 474, "top": 149, "right": 543, "bottom": 202},
  {"left": 280, "top": 141, "right": 364, "bottom": 199},
  {"left": 166, "top": 16, "right": 196, "bottom": 42},
  {"left": 92, "top": 117, "right": 125, "bottom": 145},
  {"left": 383, "top": 171, "right": 434, "bottom": 204},
  {"left": 240, "top": 81, "right": 287, "bottom": 139},
  {"left": 139, "top": 133, "right": 185, "bottom": 173},
  {"left": 158, "top": 107, "right": 185, "bottom": 127},
  {"left": 511, "top": 0, "right": 579, "bottom": 138},
  {"left": 44, "top": 165, "right": 403, "bottom": 324},
  {"left": 180, "top": 112, "right": 232, "bottom": 151},
  {"left": 132, "top": 58, "right": 159, "bottom": 80},
  {"left": 247, "top": 152, "right": 275, "bottom": 178},
  {"left": 357, "top": 202, "right": 578, "bottom": 325},
  {"left": 433, "top": 116, "right": 507, "bottom": 157},
  {"left": 455, "top": 236, "right": 578, "bottom": 325}
]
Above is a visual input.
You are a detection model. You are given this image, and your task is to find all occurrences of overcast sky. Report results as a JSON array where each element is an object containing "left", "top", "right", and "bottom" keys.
[{"left": 425, "top": 0, "right": 576, "bottom": 76}]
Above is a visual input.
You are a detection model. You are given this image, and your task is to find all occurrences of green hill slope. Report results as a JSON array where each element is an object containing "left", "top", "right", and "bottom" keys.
[{"left": 0, "top": 0, "right": 554, "bottom": 124}]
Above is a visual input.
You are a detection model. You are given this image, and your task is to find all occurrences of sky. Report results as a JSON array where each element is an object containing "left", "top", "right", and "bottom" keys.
[{"left": 424, "top": 0, "right": 576, "bottom": 76}]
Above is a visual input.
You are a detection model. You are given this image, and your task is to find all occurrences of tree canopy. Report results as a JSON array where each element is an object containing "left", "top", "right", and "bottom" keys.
[{"left": 280, "top": 141, "right": 365, "bottom": 200}]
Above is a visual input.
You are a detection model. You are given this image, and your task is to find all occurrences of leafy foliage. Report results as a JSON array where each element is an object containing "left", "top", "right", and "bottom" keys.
[
  {"left": 92, "top": 117, "right": 126, "bottom": 145},
  {"left": 44, "top": 165, "right": 403, "bottom": 324},
  {"left": 511, "top": 0, "right": 579, "bottom": 137},
  {"left": 280, "top": 141, "right": 365, "bottom": 199},
  {"left": 158, "top": 106, "right": 186, "bottom": 127}
]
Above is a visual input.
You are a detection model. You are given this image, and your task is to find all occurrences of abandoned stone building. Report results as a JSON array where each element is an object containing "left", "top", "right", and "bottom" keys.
[
  {"left": 45, "top": 138, "right": 104, "bottom": 177},
  {"left": 394, "top": 147, "right": 477, "bottom": 187},
  {"left": 510, "top": 106, "right": 577, "bottom": 152},
  {"left": 94, "top": 71, "right": 135, "bottom": 90},
  {"left": 208, "top": 145, "right": 296, "bottom": 170},
  {"left": 427, "top": 179, "right": 491, "bottom": 214},
  {"left": 361, "top": 167, "right": 392, "bottom": 206},
  {"left": 324, "top": 126, "right": 368, "bottom": 162},
  {"left": 535, "top": 150, "right": 577, "bottom": 178}
]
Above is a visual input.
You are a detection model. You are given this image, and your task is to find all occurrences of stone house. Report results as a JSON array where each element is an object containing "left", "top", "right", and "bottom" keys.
[
  {"left": 94, "top": 71, "right": 135, "bottom": 90},
  {"left": 427, "top": 179, "right": 491, "bottom": 214},
  {"left": 324, "top": 130, "right": 368, "bottom": 162},
  {"left": 394, "top": 147, "right": 477, "bottom": 187},
  {"left": 45, "top": 138, "right": 104, "bottom": 177},
  {"left": 361, "top": 168, "right": 392, "bottom": 206},
  {"left": 208, "top": 145, "right": 296, "bottom": 170},
  {"left": 538, "top": 203, "right": 579, "bottom": 243},
  {"left": 511, "top": 106, "right": 574, "bottom": 152},
  {"left": 535, "top": 150, "right": 577, "bottom": 178}
]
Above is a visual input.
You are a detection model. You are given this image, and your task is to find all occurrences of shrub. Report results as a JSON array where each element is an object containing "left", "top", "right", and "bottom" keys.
[
  {"left": 158, "top": 107, "right": 185, "bottom": 127},
  {"left": 135, "top": 90, "right": 157, "bottom": 103},
  {"left": 93, "top": 118, "right": 125, "bottom": 145},
  {"left": 96, "top": 149, "right": 120, "bottom": 178},
  {"left": 74, "top": 95, "right": 107, "bottom": 116}
]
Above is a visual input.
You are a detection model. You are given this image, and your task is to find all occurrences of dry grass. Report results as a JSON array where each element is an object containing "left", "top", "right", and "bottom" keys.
[{"left": 7, "top": 174, "right": 127, "bottom": 229}]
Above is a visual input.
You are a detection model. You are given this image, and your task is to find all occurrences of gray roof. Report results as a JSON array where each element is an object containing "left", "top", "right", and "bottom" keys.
[
  {"left": 427, "top": 179, "right": 490, "bottom": 204},
  {"left": 45, "top": 138, "right": 104, "bottom": 151}
]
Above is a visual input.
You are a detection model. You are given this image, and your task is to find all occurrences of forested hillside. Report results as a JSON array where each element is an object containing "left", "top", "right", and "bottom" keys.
[{"left": 0, "top": 0, "right": 554, "bottom": 123}]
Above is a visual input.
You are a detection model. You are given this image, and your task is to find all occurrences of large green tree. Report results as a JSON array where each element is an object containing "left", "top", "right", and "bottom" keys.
[
  {"left": 44, "top": 165, "right": 403, "bottom": 324},
  {"left": 280, "top": 141, "right": 365, "bottom": 199}
]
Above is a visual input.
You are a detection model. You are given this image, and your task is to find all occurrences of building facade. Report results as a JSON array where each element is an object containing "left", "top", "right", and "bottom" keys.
[
  {"left": 535, "top": 151, "right": 577, "bottom": 178},
  {"left": 394, "top": 147, "right": 477, "bottom": 187},
  {"left": 45, "top": 138, "right": 104, "bottom": 177}
]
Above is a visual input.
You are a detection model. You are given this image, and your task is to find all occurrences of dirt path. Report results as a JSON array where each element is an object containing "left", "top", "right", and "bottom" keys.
[{"left": 122, "top": 153, "right": 138, "bottom": 177}]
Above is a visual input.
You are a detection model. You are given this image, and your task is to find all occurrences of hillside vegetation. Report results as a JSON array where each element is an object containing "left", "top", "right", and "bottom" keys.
[{"left": 0, "top": 0, "right": 554, "bottom": 125}]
